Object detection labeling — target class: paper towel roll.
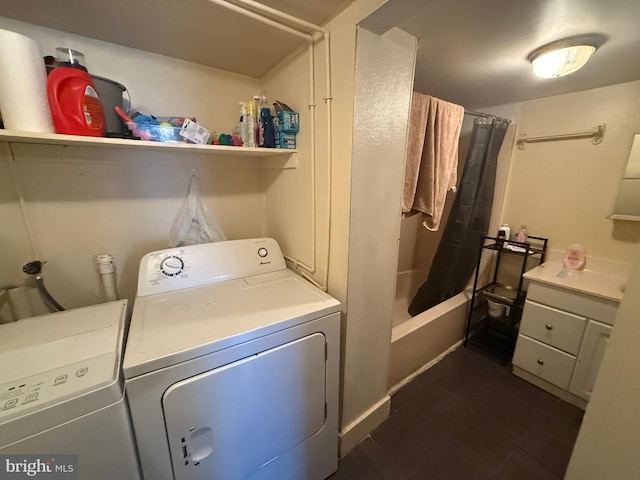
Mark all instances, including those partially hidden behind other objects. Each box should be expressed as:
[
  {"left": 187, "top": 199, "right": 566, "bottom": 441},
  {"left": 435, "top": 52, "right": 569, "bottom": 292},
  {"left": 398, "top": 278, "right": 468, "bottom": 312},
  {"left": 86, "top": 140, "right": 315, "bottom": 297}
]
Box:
[{"left": 0, "top": 29, "right": 54, "bottom": 133}]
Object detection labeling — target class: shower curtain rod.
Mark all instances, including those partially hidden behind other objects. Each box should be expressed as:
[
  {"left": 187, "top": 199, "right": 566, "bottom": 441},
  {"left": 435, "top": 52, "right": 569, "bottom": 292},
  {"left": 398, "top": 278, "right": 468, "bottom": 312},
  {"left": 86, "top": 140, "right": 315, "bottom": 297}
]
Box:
[{"left": 464, "top": 109, "right": 510, "bottom": 123}]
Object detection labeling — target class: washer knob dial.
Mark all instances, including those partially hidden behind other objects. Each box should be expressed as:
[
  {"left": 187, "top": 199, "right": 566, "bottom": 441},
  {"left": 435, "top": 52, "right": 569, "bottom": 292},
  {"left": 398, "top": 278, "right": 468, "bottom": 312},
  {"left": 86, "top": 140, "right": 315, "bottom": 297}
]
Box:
[
  {"left": 160, "top": 256, "right": 184, "bottom": 276},
  {"left": 258, "top": 247, "right": 268, "bottom": 258}
]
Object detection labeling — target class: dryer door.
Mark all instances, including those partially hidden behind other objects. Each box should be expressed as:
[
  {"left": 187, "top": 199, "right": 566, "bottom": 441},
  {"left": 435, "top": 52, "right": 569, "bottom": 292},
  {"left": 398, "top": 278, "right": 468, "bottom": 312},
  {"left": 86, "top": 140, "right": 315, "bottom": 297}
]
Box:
[{"left": 162, "top": 333, "right": 327, "bottom": 480}]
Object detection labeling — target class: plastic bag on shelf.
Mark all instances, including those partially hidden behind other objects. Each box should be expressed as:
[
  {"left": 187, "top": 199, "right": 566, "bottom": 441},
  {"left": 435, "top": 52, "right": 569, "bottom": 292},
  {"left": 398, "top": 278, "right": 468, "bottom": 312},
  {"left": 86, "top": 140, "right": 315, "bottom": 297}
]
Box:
[{"left": 168, "top": 170, "right": 226, "bottom": 247}]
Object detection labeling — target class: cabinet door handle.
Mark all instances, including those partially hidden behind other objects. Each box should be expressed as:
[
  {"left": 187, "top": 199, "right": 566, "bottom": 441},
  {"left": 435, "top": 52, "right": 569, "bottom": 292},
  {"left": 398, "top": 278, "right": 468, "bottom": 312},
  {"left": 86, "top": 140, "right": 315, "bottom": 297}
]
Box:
[
  {"left": 545, "top": 324, "right": 553, "bottom": 331},
  {"left": 537, "top": 359, "right": 544, "bottom": 366}
]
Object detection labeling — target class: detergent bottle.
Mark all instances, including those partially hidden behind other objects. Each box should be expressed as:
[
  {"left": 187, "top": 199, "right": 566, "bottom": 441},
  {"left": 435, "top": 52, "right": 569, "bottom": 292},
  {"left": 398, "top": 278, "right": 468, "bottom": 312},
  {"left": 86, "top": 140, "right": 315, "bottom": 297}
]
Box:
[{"left": 47, "top": 48, "right": 105, "bottom": 136}]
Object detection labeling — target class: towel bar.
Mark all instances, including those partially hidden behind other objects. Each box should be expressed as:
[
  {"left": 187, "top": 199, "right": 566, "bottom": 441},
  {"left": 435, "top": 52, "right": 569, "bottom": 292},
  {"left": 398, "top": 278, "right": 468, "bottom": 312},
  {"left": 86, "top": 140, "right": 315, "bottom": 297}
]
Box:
[{"left": 516, "top": 124, "right": 605, "bottom": 150}]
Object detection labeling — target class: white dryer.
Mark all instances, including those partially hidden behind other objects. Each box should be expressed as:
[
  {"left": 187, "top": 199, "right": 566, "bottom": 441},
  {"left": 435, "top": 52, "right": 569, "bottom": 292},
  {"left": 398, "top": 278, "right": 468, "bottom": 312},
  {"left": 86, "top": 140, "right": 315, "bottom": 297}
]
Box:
[
  {"left": 0, "top": 300, "right": 141, "bottom": 480},
  {"left": 123, "top": 238, "right": 341, "bottom": 480}
]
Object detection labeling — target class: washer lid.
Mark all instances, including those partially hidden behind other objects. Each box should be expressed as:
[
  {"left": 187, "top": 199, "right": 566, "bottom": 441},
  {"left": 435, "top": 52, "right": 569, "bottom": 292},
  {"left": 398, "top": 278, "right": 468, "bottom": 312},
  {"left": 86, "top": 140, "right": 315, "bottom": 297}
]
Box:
[
  {"left": 123, "top": 269, "right": 340, "bottom": 379},
  {"left": 0, "top": 300, "right": 128, "bottom": 433}
]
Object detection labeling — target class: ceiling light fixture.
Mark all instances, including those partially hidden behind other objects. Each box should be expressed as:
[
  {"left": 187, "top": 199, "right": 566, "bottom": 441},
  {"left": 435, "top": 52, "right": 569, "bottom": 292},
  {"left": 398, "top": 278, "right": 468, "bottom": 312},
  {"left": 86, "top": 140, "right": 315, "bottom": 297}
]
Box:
[{"left": 528, "top": 35, "right": 604, "bottom": 79}]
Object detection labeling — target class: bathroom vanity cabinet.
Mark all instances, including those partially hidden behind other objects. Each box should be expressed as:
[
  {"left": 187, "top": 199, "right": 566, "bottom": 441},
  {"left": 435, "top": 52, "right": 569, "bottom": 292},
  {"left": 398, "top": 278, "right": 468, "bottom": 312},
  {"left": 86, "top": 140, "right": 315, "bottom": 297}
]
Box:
[
  {"left": 464, "top": 235, "right": 548, "bottom": 363},
  {"left": 512, "top": 273, "right": 621, "bottom": 410}
]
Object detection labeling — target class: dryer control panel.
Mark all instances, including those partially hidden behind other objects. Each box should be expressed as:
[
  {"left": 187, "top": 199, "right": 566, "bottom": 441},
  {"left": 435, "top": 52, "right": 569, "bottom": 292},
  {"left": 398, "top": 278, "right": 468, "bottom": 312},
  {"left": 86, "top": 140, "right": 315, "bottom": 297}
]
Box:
[{"left": 137, "top": 238, "right": 287, "bottom": 297}]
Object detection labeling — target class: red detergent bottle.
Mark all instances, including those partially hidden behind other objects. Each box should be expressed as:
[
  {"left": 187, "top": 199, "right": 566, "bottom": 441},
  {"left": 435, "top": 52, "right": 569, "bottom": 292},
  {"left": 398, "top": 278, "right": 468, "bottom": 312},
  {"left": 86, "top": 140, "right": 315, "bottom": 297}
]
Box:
[{"left": 47, "top": 48, "right": 105, "bottom": 136}]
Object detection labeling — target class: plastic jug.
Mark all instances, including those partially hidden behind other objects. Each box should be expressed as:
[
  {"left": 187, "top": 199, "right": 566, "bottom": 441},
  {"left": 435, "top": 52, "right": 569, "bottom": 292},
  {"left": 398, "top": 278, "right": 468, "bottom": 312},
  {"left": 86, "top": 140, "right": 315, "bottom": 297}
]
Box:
[{"left": 47, "top": 48, "right": 105, "bottom": 136}]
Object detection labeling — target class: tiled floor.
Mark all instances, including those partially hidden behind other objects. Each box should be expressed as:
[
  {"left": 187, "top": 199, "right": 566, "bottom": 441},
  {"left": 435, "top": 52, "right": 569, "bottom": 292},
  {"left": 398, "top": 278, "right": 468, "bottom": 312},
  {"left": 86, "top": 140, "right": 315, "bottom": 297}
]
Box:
[{"left": 329, "top": 346, "right": 584, "bottom": 480}]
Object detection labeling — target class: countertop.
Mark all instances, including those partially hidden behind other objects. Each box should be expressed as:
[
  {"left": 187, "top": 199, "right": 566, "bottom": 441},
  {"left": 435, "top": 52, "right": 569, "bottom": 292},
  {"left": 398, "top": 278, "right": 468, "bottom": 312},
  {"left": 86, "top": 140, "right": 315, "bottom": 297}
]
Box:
[{"left": 523, "top": 262, "right": 627, "bottom": 303}]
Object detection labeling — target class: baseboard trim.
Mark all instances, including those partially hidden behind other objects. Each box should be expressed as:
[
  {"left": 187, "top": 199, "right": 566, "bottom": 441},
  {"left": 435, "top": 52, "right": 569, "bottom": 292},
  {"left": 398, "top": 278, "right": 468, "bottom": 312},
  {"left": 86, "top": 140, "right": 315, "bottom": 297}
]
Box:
[
  {"left": 389, "top": 340, "right": 463, "bottom": 395},
  {"left": 338, "top": 395, "right": 391, "bottom": 456}
]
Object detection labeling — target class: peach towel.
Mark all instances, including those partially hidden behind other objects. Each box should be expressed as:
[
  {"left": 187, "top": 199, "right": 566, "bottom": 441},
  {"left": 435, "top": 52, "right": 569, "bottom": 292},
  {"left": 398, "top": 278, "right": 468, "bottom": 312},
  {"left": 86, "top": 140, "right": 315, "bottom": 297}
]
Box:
[{"left": 402, "top": 93, "right": 464, "bottom": 231}]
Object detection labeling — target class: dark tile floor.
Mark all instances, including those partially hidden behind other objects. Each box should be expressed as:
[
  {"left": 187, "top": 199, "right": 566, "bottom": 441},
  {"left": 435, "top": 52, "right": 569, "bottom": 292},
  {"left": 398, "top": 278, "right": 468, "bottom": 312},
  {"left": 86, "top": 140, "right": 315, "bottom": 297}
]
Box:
[{"left": 329, "top": 346, "right": 584, "bottom": 480}]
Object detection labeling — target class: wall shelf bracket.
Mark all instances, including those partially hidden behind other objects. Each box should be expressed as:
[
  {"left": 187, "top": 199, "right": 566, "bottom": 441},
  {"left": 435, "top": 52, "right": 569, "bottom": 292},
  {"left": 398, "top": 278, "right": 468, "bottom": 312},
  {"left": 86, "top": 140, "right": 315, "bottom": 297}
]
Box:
[{"left": 516, "top": 124, "right": 605, "bottom": 150}]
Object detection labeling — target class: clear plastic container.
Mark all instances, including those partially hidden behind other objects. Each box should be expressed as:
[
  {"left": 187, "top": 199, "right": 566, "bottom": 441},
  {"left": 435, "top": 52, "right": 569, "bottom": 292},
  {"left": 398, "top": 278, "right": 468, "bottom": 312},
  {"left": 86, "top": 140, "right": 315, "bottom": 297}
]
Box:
[{"left": 126, "top": 122, "right": 185, "bottom": 143}]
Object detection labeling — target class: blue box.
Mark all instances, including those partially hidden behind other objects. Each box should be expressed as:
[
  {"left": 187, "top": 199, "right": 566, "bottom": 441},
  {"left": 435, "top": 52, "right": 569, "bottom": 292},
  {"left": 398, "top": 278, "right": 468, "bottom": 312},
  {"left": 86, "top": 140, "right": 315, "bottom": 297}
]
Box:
[
  {"left": 276, "top": 131, "right": 297, "bottom": 149},
  {"left": 276, "top": 111, "right": 299, "bottom": 133}
]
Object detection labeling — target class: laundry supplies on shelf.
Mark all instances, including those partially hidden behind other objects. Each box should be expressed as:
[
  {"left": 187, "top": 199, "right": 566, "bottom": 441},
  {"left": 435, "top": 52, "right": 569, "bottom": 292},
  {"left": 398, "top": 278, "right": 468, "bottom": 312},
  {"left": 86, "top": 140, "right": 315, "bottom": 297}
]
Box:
[
  {"left": 238, "top": 94, "right": 277, "bottom": 148},
  {"left": 47, "top": 48, "right": 106, "bottom": 137},
  {"left": 274, "top": 100, "right": 299, "bottom": 149}
]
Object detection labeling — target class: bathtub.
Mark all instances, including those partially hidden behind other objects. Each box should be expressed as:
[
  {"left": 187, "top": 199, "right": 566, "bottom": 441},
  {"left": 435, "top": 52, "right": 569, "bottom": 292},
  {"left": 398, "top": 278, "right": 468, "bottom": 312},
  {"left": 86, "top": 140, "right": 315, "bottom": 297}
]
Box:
[{"left": 389, "top": 270, "right": 470, "bottom": 390}]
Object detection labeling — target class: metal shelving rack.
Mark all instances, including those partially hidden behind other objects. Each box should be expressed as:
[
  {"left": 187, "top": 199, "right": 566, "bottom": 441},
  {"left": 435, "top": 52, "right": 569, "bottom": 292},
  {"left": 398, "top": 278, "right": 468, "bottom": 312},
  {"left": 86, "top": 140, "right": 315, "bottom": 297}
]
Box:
[{"left": 464, "top": 234, "right": 548, "bottom": 363}]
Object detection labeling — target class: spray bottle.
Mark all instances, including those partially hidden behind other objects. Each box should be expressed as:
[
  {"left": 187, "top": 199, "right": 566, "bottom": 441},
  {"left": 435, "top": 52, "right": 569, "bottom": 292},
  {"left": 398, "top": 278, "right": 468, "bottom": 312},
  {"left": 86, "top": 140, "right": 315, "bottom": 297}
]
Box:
[
  {"left": 245, "top": 100, "right": 256, "bottom": 147},
  {"left": 252, "top": 95, "right": 261, "bottom": 146},
  {"left": 238, "top": 101, "right": 247, "bottom": 146}
]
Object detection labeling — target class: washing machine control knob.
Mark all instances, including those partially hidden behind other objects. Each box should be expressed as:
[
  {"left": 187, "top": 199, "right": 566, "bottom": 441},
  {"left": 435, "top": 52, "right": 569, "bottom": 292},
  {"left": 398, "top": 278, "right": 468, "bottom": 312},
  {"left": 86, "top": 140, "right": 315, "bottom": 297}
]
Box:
[
  {"left": 160, "top": 255, "right": 184, "bottom": 276},
  {"left": 258, "top": 247, "right": 268, "bottom": 258}
]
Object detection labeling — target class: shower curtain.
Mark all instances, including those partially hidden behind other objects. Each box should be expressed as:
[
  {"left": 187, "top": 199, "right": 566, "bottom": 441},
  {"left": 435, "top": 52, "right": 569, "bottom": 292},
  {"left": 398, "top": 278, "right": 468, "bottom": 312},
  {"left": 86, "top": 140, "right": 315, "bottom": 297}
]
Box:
[{"left": 408, "top": 116, "right": 510, "bottom": 317}]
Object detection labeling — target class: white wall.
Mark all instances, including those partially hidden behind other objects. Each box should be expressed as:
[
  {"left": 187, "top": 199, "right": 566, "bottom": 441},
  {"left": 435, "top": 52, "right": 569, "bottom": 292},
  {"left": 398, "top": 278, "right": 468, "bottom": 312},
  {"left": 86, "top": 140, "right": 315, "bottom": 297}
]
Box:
[
  {"left": 397, "top": 214, "right": 420, "bottom": 273},
  {"left": 3, "top": 146, "right": 267, "bottom": 308},
  {"left": 0, "top": 146, "right": 31, "bottom": 287},
  {"left": 501, "top": 81, "right": 640, "bottom": 261},
  {"left": 261, "top": 38, "right": 329, "bottom": 285},
  {"left": 342, "top": 25, "right": 417, "bottom": 451}
]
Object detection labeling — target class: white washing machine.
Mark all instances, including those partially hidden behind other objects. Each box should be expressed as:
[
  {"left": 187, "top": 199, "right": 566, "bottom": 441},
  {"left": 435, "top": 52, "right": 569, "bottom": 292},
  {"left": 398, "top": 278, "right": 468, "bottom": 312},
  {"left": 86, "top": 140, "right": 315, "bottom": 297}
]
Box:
[
  {"left": 123, "top": 238, "right": 341, "bottom": 480},
  {"left": 0, "top": 300, "right": 141, "bottom": 479}
]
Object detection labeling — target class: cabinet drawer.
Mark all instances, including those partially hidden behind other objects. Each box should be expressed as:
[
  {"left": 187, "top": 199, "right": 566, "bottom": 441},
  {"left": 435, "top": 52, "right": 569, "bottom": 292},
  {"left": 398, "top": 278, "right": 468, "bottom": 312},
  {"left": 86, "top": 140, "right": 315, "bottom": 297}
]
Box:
[
  {"left": 520, "top": 300, "right": 586, "bottom": 355},
  {"left": 512, "top": 335, "right": 576, "bottom": 390},
  {"left": 526, "top": 282, "right": 619, "bottom": 325}
]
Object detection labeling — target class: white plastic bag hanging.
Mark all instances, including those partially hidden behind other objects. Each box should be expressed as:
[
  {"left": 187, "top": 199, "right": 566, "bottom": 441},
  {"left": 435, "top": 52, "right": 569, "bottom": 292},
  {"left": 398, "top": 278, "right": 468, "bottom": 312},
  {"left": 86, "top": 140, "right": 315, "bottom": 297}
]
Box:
[{"left": 169, "top": 170, "right": 226, "bottom": 247}]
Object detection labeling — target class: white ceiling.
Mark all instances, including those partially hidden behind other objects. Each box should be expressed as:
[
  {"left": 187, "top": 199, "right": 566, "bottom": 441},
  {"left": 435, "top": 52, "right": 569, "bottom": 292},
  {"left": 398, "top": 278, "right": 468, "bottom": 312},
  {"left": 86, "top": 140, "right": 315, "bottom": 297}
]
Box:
[
  {"left": 0, "top": 0, "right": 353, "bottom": 78},
  {"left": 367, "top": 0, "right": 640, "bottom": 109},
  {"left": 1, "top": 0, "right": 639, "bottom": 109}
]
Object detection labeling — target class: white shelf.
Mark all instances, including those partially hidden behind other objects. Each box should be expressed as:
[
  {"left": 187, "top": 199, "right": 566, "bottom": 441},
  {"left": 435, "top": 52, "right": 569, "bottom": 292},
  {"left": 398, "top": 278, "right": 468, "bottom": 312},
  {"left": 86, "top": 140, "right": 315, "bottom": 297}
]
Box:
[
  {"left": 0, "top": 129, "right": 298, "bottom": 169},
  {"left": 0, "top": 129, "right": 295, "bottom": 156}
]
